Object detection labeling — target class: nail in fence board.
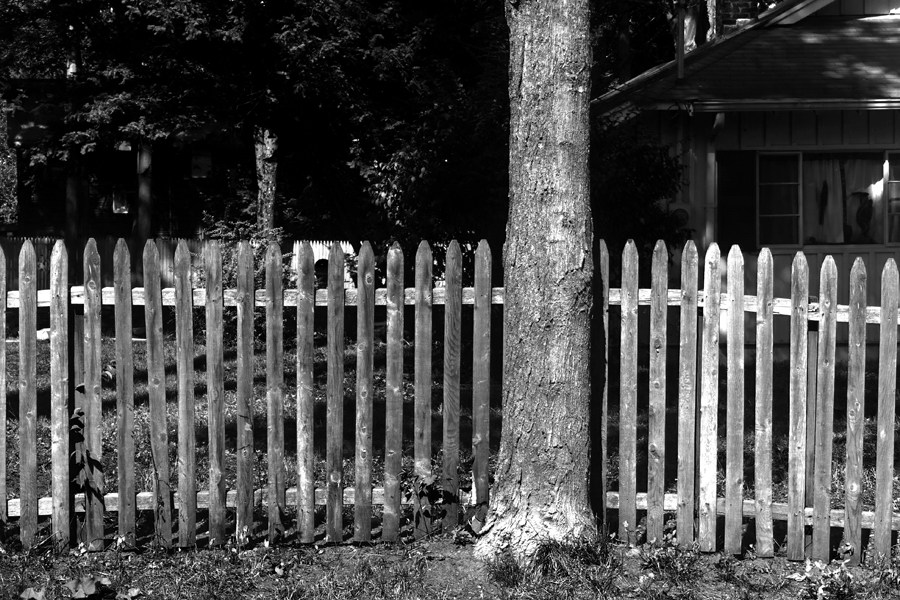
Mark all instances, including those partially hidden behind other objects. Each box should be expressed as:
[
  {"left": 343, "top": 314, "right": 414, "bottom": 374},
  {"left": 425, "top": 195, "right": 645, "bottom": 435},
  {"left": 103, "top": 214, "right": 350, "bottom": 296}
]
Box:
[
  {"left": 473, "top": 241, "right": 492, "bottom": 509},
  {"left": 326, "top": 242, "right": 345, "bottom": 542},
  {"left": 50, "top": 241, "right": 70, "bottom": 548},
  {"left": 725, "top": 246, "right": 744, "bottom": 556},
  {"left": 647, "top": 241, "right": 667, "bottom": 545},
  {"left": 113, "top": 240, "right": 135, "bottom": 546},
  {"left": 266, "top": 243, "right": 285, "bottom": 542},
  {"left": 442, "top": 241, "right": 462, "bottom": 531},
  {"left": 619, "top": 240, "right": 638, "bottom": 545},
  {"left": 676, "top": 241, "right": 698, "bottom": 548},
  {"left": 844, "top": 258, "right": 866, "bottom": 566},
  {"left": 787, "top": 252, "right": 809, "bottom": 561},
  {"left": 206, "top": 241, "right": 226, "bottom": 545},
  {"left": 174, "top": 241, "right": 197, "bottom": 547},
  {"left": 235, "top": 242, "right": 254, "bottom": 545},
  {"left": 382, "top": 243, "right": 404, "bottom": 541},
  {"left": 414, "top": 241, "right": 433, "bottom": 538},
  {"left": 144, "top": 241, "right": 172, "bottom": 548},
  {"left": 874, "top": 260, "right": 898, "bottom": 558},
  {"left": 84, "top": 239, "right": 104, "bottom": 550},
  {"left": 296, "top": 242, "right": 316, "bottom": 543},
  {"left": 354, "top": 242, "right": 375, "bottom": 541},
  {"left": 18, "top": 242, "right": 37, "bottom": 548},
  {"left": 754, "top": 249, "right": 774, "bottom": 558}
]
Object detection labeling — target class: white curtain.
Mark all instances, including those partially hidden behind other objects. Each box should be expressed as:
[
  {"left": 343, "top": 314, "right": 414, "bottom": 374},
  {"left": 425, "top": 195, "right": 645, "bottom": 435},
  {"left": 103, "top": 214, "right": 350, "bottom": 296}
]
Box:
[{"left": 802, "top": 156, "right": 883, "bottom": 244}]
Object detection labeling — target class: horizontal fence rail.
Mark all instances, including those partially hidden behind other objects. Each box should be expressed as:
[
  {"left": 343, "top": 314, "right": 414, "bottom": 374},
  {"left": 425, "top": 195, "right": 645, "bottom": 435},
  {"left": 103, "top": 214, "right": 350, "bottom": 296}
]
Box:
[
  {"left": 2, "top": 238, "right": 497, "bottom": 550},
  {"left": 601, "top": 239, "right": 900, "bottom": 564}
]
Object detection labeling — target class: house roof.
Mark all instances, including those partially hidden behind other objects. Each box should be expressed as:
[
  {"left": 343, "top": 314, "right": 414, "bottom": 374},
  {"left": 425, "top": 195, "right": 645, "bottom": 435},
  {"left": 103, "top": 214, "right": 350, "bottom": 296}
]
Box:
[{"left": 596, "top": 0, "right": 900, "bottom": 116}]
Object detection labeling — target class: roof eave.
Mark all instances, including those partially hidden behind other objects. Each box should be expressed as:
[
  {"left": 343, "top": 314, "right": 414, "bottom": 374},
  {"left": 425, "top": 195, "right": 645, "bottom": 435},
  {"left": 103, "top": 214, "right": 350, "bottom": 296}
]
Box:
[{"left": 640, "top": 99, "right": 900, "bottom": 112}]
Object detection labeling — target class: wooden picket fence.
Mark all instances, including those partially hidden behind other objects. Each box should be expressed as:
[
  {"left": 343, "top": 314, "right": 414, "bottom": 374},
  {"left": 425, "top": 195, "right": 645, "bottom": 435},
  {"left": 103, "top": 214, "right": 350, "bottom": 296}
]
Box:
[
  {"left": 600, "top": 239, "right": 900, "bottom": 563},
  {"left": 3, "top": 237, "right": 498, "bottom": 550}
]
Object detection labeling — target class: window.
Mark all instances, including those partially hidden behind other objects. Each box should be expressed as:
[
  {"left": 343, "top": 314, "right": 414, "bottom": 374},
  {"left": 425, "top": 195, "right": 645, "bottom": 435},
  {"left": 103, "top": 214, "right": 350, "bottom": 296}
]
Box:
[
  {"left": 758, "top": 154, "right": 800, "bottom": 245},
  {"left": 887, "top": 154, "right": 900, "bottom": 243},
  {"left": 748, "top": 152, "right": 886, "bottom": 247}
]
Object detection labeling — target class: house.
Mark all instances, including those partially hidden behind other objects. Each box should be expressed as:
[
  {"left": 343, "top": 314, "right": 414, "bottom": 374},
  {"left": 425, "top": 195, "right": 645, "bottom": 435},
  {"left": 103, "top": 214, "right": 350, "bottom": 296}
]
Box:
[{"left": 598, "top": 0, "right": 900, "bottom": 344}]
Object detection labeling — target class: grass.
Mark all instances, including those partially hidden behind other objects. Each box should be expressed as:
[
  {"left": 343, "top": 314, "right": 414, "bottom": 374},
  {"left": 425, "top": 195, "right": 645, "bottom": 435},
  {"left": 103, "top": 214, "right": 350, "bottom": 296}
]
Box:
[{"left": 7, "top": 530, "right": 900, "bottom": 600}]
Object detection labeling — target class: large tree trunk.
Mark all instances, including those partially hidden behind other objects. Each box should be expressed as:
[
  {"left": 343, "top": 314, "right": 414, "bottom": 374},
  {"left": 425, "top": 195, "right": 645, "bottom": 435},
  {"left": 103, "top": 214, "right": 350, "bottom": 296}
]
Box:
[
  {"left": 475, "top": 0, "right": 595, "bottom": 564},
  {"left": 254, "top": 125, "right": 278, "bottom": 232}
]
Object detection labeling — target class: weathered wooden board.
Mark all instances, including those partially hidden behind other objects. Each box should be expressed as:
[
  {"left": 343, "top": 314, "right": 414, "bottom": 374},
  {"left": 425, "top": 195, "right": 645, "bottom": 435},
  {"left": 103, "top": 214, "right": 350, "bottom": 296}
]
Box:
[
  {"left": 788, "top": 253, "right": 809, "bottom": 562},
  {"left": 699, "top": 244, "right": 721, "bottom": 553},
  {"left": 844, "top": 258, "right": 867, "bottom": 565},
  {"left": 619, "top": 241, "right": 639, "bottom": 546},
  {"left": 354, "top": 242, "right": 375, "bottom": 542},
  {"left": 754, "top": 249, "right": 774, "bottom": 558},
  {"left": 382, "top": 243, "right": 404, "bottom": 542},
  {"left": 647, "top": 241, "right": 667, "bottom": 545},
  {"left": 174, "top": 241, "right": 197, "bottom": 547}
]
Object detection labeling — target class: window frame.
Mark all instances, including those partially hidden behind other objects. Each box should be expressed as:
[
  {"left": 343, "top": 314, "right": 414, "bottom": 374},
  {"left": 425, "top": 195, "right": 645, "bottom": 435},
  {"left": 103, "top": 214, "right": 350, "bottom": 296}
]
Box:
[{"left": 756, "top": 152, "right": 802, "bottom": 248}]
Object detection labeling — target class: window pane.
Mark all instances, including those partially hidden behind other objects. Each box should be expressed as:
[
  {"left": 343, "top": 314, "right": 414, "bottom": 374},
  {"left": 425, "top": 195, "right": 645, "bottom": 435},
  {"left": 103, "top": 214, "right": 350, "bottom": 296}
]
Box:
[
  {"left": 890, "top": 154, "right": 900, "bottom": 181},
  {"left": 759, "top": 216, "right": 799, "bottom": 245},
  {"left": 759, "top": 155, "right": 799, "bottom": 183},
  {"left": 759, "top": 184, "right": 799, "bottom": 215}
]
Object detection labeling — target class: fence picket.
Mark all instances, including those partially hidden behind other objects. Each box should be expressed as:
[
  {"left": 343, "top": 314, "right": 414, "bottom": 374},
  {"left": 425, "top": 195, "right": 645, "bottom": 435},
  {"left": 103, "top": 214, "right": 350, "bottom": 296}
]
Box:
[
  {"left": 235, "top": 242, "right": 254, "bottom": 545},
  {"left": 442, "top": 241, "right": 462, "bottom": 531},
  {"left": 18, "top": 242, "right": 37, "bottom": 549},
  {"left": 174, "top": 241, "right": 197, "bottom": 547},
  {"left": 0, "top": 244, "right": 5, "bottom": 535},
  {"left": 812, "top": 257, "right": 838, "bottom": 562},
  {"left": 144, "top": 241, "right": 172, "bottom": 548},
  {"left": 326, "top": 242, "right": 346, "bottom": 543},
  {"left": 296, "top": 242, "right": 316, "bottom": 543},
  {"left": 874, "top": 259, "right": 898, "bottom": 558},
  {"left": 473, "top": 241, "right": 492, "bottom": 510},
  {"left": 699, "top": 244, "right": 721, "bottom": 553},
  {"left": 844, "top": 258, "right": 866, "bottom": 565},
  {"left": 620, "top": 240, "right": 639, "bottom": 545},
  {"left": 354, "top": 242, "right": 375, "bottom": 541},
  {"left": 787, "top": 252, "right": 809, "bottom": 561},
  {"left": 676, "top": 241, "right": 698, "bottom": 547},
  {"left": 647, "top": 241, "right": 667, "bottom": 544},
  {"left": 414, "top": 241, "right": 433, "bottom": 538},
  {"left": 206, "top": 241, "right": 226, "bottom": 545},
  {"left": 266, "top": 243, "right": 285, "bottom": 542},
  {"left": 726, "top": 245, "right": 745, "bottom": 555},
  {"left": 754, "top": 249, "right": 774, "bottom": 558},
  {"left": 113, "top": 240, "right": 135, "bottom": 545},
  {"left": 83, "top": 239, "right": 104, "bottom": 550},
  {"left": 50, "top": 241, "right": 69, "bottom": 549},
  {"left": 383, "top": 243, "right": 404, "bottom": 541},
  {"left": 599, "top": 240, "right": 610, "bottom": 528}
]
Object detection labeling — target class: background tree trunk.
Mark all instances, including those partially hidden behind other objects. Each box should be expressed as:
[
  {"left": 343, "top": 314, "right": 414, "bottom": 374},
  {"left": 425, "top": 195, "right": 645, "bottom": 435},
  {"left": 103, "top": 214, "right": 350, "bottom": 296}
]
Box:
[
  {"left": 254, "top": 125, "right": 278, "bottom": 232},
  {"left": 475, "top": 0, "right": 595, "bottom": 563}
]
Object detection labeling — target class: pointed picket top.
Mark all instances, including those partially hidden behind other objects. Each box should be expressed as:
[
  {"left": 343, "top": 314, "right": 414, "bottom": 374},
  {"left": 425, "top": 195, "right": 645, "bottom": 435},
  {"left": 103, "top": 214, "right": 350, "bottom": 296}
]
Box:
[{"left": 143, "top": 238, "right": 160, "bottom": 271}]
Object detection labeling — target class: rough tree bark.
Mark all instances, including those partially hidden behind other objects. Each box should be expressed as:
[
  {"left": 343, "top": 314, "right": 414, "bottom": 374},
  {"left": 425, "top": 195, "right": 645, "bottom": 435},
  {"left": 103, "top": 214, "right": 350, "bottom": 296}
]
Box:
[
  {"left": 254, "top": 125, "right": 278, "bottom": 231},
  {"left": 475, "top": 0, "right": 595, "bottom": 563}
]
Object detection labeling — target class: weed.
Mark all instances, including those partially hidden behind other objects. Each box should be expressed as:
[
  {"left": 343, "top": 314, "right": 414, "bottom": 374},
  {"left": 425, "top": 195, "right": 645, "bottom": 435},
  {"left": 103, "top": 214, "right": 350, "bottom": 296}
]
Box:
[
  {"left": 786, "top": 559, "right": 855, "bottom": 600},
  {"left": 639, "top": 532, "right": 701, "bottom": 586},
  {"left": 486, "top": 550, "right": 524, "bottom": 588}
]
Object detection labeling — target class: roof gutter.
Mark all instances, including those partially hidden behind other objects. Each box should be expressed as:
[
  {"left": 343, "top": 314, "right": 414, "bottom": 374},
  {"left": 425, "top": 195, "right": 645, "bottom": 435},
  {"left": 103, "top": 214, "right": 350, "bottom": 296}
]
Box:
[{"left": 644, "top": 99, "right": 900, "bottom": 112}]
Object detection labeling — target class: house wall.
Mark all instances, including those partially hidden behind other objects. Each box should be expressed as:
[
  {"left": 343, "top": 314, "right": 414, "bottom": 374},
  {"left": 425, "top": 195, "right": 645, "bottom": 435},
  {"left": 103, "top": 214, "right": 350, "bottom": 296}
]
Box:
[{"left": 638, "top": 109, "right": 900, "bottom": 345}]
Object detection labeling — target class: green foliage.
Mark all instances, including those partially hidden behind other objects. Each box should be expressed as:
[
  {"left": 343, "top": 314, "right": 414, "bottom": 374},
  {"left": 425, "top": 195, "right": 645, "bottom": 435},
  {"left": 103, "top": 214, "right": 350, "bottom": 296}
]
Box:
[
  {"left": 0, "top": 106, "right": 16, "bottom": 223},
  {"left": 638, "top": 533, "right": 702, "bottom": 586},
  {"left": 786, "top": 559, "right": 856, "bottom": 600},
  {"left": 592, "top": 114, "right": 690, "bottom": 285}
]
